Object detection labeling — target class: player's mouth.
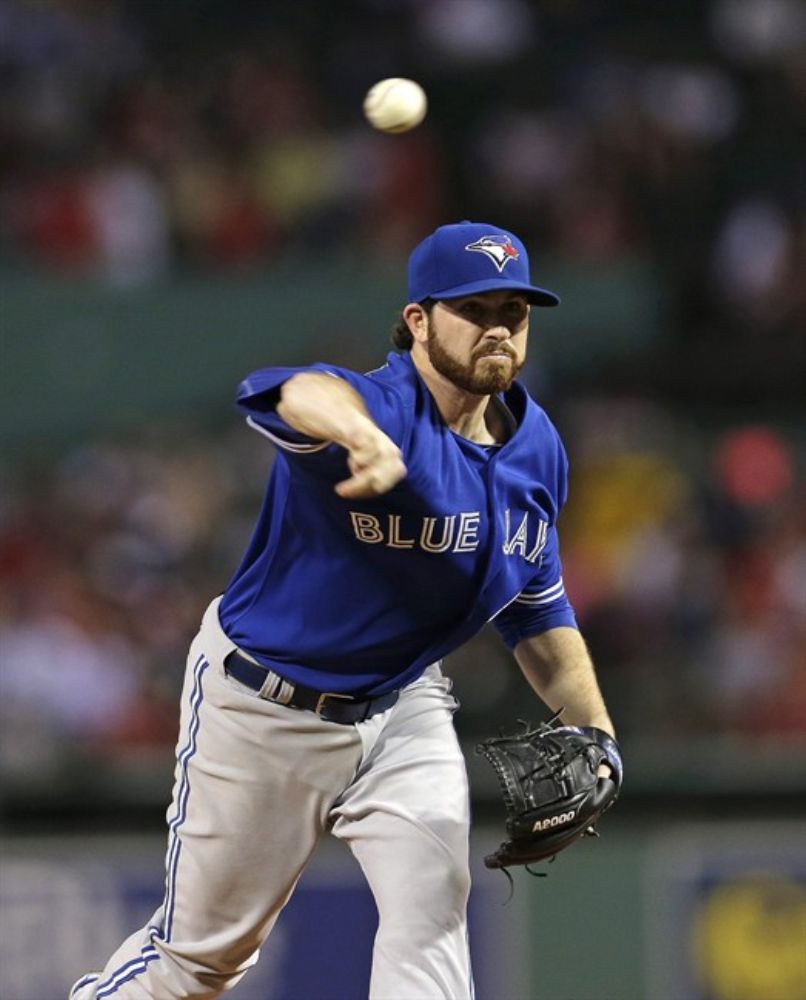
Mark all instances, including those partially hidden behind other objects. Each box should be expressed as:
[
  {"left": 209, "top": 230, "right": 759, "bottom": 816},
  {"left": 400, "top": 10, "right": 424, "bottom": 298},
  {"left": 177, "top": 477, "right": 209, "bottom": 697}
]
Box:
[{"left": 475, "top": 348, "right": 514, "bottom": 362}]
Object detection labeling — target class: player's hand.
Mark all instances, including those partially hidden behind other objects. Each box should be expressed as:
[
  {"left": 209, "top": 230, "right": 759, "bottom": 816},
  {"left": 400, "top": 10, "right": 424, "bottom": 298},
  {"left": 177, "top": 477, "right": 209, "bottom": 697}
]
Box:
[{"left": 335, "top": 426, "right": 407, "bottom": 498}]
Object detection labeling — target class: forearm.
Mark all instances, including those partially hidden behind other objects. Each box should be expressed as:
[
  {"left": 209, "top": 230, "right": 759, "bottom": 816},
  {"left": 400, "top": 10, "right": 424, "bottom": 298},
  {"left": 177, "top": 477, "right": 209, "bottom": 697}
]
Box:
[
  {"left": 277, "top": 372, "right": 377, "bottom": 448},
  {"left": 276, "top": 372, "right": 406, "bottom": 498},
  {"left": 514, "top": 627, "right": 615, "bottom": 738}
]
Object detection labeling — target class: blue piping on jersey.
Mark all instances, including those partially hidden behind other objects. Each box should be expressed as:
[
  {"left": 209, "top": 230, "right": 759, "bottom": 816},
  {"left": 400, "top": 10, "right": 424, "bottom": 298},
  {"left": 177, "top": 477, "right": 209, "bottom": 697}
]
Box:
[{"left": 487, "top": 588, "right": 521, "bottom": 623}]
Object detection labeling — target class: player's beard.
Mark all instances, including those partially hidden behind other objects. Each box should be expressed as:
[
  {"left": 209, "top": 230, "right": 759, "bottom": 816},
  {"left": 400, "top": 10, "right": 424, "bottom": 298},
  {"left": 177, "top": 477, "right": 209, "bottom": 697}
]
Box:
[{"left": 427, "top": 319, "right": 524, "bottom": 395}]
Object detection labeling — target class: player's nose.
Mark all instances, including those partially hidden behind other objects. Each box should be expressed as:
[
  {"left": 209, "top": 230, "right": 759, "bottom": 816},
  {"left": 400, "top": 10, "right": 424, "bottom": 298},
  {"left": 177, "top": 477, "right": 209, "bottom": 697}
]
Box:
[{"left": 482, "top": 324, "right": 511, "bottom": 341}]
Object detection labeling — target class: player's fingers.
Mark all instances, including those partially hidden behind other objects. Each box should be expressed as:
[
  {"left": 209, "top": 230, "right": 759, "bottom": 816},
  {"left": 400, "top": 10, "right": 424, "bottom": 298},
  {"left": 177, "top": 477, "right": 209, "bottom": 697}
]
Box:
[
  {"left": 334, "top": 471, "right": 381, "bottom": 499},
  {"left": 334, "top": 472, "right": 397, "bottom": 499},
  {"left": 335, "top": 457, "right": 406, "bottom": 498}
]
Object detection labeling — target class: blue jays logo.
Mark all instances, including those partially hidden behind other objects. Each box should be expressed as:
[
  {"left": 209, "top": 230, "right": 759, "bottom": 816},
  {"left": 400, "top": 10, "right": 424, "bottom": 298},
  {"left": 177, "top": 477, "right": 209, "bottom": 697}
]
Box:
[{"left": 465, "top": 234, "right": 520, "bottom": 272}]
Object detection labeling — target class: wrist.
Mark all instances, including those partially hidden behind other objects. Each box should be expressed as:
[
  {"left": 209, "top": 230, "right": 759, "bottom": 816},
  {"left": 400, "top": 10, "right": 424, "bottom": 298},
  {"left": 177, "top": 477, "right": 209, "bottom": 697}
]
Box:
[
  {"left": 335, "top": 413, "right": 381, "bottom": 451},
  {"left": 558, "top": 710, "right": 615, "bottom": 741},
  {"left": 578, "top": 726, "right": 623, "bottom": 788}
]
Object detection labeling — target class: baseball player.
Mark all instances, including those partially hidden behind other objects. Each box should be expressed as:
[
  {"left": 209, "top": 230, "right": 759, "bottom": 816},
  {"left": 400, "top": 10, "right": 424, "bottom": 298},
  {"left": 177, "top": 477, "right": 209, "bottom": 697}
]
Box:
[{"left": 70, "top": 220, "right": 616, "bottom": 1000}]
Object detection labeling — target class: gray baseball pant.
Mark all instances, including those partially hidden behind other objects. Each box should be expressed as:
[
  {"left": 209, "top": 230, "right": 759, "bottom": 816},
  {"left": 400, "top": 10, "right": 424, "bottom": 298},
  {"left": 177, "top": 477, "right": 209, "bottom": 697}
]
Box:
[{"left": 69, "top": 597, "right": 473, "bottom": 999}]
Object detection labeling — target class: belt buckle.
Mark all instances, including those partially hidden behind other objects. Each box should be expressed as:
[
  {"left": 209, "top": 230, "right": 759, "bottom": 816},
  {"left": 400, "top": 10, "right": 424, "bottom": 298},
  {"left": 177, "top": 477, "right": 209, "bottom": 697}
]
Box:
[{"left": 315, "top": 691, "right": 354, "bottom": 716}]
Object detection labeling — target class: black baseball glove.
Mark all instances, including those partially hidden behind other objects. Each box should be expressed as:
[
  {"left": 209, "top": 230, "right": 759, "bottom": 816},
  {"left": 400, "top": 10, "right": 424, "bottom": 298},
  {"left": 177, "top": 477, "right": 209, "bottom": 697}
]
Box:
[{"left": 476, "top": 717, "right": 623, "bottom": 871}]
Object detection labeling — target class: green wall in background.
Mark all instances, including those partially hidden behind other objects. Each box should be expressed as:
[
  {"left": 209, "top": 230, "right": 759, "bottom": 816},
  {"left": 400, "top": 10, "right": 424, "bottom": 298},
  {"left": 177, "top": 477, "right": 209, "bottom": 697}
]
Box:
[
  {"left": 522, "top": 819, "right": 806, "bottom": 1000},
  {"left": 1, "top": 258, "right": 658, "bottom": 451},
  {"left": 525, "top": 828, "right": 647, "bottom": 1000}
]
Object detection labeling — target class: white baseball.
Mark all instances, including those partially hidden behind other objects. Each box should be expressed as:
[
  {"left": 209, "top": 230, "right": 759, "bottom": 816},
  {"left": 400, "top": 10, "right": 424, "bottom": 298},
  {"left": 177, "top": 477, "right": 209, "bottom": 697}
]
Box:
[{"left": 363, "top": 78, "right": 427, "bottom": 134}]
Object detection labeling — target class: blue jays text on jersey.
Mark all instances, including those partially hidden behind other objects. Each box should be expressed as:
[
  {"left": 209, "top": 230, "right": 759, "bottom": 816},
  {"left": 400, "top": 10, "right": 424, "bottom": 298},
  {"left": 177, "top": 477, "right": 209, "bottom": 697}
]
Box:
[{"left": 218, "top": 351, "right": 578, "bottom": 697}]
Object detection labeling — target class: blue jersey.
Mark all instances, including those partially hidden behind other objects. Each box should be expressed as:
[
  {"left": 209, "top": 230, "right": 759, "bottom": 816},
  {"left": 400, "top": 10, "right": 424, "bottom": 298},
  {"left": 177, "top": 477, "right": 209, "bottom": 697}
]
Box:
[{"left": 218, "top": 351, "right": 577, "bottom": 696}]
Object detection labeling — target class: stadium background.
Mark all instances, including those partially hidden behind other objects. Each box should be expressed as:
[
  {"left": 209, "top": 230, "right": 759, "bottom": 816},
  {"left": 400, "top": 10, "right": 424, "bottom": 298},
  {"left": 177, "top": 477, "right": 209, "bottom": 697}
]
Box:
[{"left": 1, "top": 1, "right": 804, "bottom": 997}]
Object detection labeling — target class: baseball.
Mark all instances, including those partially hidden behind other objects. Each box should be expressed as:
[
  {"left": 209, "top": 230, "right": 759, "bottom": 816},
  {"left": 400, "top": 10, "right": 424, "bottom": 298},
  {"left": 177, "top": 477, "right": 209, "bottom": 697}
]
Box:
[{"left": 363, "top": 78, "right": 427, "bottom": 133}]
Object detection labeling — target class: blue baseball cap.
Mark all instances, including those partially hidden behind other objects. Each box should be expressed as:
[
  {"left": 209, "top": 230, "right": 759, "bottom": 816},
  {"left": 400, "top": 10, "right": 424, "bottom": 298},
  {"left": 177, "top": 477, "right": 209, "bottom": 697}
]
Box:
[{"left": 407, "top": 221, "right": 560, "bottom": 307}]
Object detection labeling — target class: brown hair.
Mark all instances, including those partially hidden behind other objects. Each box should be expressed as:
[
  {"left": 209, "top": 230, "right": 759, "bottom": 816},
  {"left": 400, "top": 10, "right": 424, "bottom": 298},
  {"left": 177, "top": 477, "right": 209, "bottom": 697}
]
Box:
[{"left": 390, "top": 299, "right": 435, "bottom": 352}]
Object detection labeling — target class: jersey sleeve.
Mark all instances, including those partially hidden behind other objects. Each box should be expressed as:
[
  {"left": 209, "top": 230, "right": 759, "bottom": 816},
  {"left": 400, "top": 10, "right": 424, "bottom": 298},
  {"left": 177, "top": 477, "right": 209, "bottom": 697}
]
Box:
[
  {"left": 234, "top": 363, "right": 406, "bottom": 455},
  {"left": 491, "top": 528, "right": 577, "bottom": 647}
]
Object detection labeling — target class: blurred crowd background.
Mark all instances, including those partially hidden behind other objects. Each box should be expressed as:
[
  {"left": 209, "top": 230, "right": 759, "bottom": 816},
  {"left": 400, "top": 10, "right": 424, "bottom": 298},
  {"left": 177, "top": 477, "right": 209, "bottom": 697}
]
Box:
[{"left": 1, "top": 0, "right": 804, "bottom": 819}]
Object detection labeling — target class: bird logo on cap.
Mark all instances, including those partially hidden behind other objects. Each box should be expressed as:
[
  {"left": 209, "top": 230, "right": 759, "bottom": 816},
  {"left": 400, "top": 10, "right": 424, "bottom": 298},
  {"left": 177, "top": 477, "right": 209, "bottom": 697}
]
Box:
[{"left": 464, "top": 234, "right": 520, "bottom": 272}]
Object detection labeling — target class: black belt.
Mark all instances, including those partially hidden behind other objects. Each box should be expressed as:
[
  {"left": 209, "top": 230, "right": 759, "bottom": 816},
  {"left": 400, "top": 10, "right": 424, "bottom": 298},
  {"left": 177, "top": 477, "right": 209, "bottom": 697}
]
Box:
[{"left": 223, "top": 650, "right": 399, "bottom": 724}]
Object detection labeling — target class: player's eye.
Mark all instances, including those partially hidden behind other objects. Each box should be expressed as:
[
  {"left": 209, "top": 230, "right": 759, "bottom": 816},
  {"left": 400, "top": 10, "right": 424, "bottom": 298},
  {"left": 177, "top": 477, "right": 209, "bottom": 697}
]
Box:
[
  {"left": 502, "top": 301, "right": 528, "bottom": 323},
  {"left": 459, "top": 301, "right": 484, "bottom": 320}
]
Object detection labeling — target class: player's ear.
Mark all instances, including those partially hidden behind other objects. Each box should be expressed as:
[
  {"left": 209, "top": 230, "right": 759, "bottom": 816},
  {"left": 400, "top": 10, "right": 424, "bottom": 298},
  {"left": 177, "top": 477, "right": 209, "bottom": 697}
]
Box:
[{"left": 403, "top": 303, "right": 429, "bottom": 345}]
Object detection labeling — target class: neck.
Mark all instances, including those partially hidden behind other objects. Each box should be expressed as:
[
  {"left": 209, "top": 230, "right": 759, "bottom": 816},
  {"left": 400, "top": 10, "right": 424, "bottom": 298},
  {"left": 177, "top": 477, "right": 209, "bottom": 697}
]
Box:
[{"left": 411, "top": 349, "right": 505, "bottom": 445}]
